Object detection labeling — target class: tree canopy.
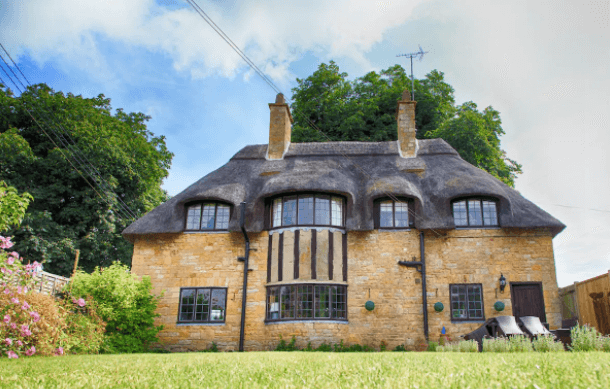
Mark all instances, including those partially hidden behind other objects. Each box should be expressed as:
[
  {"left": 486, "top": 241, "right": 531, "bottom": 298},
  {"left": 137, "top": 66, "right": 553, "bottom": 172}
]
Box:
[
  {"left": 0, "top": 83, "right": 173, "bottom": 276},
  {"left": 291, "top": 62, "right": 522, "bottom": 187}
]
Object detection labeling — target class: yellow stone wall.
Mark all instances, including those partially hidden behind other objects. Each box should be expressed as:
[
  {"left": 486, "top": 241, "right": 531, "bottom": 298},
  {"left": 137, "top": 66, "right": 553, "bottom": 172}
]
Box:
[{"left": 131, "top": 227, "right": 560, "bottom": 351}]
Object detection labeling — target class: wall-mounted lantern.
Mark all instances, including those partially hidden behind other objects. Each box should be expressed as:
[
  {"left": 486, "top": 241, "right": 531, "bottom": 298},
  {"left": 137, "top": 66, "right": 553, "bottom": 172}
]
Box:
[{"left": 499, "top": 274, "right": 507, "bottom": 293}]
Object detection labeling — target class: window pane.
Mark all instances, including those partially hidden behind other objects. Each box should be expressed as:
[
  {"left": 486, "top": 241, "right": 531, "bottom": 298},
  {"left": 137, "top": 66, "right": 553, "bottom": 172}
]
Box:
[
  {"left": 267, "top": 287, "right": 280, "bottom": 320},
  {"left": 380, "top": 201, "right": 393, "bottom": 227},
  {"left": 201, "top": 204, "right": 216, "bottom": 230},
  {"left": 280, "top": 286, "right": 295, "bottom": 319},
  {"left": 453, "top": 201, "right": 468, "bottom": 226},
  {"left": 468, "top": 200, "right": 483, "bottom": 226},
  {"left": 450, "top": 285, "right": 467, "bottom": 319},
  {"left": 186, "top": 205, "right": 201, "bottom": 230},
  {"left": 210, "top": 289, "right": 226, "bottom": 321},
  {"left": 395, "top": 202, "right": 409, "bottom": 228},
  {"left": 272, "top": 198, "right": 282, "bottom": 227},
  {"left": 296, "top": 285, "right": 313, "bottom": 319},
  {"left": 195, "top": 289, "right": 210, "bottom": 322},
  {"left": 331, "top": 285, "right": 347, "bottom": 319},
  {"left": 331, "top": 197, "right": 343, "bottom": 226},
  {"left": 467, "top": 285, "right": 483, "bottom": 319},
  {"left": 482, "top": 201, "right": 498, "bottom": 226},
  {"left": 179, "top": 289, "right": 195, "bottom": 321},
  {"left": 283, "top": 197, "right": 297, "bottom": 226},
  {"left": 298, "top": 196, "right": 314, "bottom": 225},
  {"left": 315, "top": 285, "right": 330, "bottom": 318},
  {"left": 215, "top": 205, "right": 230, "bottom": 230},
  {"left": 315, "top": 196, "right": 330, "bottom": 225}
]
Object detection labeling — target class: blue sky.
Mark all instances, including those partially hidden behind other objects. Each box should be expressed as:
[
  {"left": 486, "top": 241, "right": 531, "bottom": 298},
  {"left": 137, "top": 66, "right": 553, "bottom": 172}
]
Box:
[{"left": 1, "top": 0, "right": 609, "bottom": 287}]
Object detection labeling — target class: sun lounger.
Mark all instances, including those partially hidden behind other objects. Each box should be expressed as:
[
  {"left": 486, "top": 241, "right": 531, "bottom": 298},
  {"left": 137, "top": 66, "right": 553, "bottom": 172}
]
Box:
[
  {"left": 487, "top": 316, "right": 525, "bottom": 337},
  {"left": 463, "top": 324, "right": 491, "bottom": 351},
  {"left": 519, "top": 316, "right": 552, "bottom": 337}
]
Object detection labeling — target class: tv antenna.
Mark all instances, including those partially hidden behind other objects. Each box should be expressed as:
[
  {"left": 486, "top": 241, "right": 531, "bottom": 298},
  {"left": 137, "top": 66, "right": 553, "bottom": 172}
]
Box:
[{"left": 396, "top": 45, "right": 429, "bottom": 100}]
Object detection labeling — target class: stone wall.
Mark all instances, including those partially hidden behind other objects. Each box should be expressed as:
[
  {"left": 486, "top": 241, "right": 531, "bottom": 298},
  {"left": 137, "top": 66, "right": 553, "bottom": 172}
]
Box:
[{"left": 131, "top": 227, "right": 560, "bottom": 351}]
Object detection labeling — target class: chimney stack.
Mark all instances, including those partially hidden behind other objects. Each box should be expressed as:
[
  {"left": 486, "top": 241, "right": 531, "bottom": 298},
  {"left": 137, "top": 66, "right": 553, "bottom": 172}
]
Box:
[
  {"left": 267, "top": 93, "right": 293, "bottom": 160},
  {"left": 396, "top": 90, "right": 418, "bottom": 158}
]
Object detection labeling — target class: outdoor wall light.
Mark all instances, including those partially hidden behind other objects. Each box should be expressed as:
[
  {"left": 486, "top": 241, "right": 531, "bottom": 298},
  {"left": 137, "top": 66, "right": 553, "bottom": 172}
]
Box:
[{"left": 499, "top": 273, "right": 507, "bottom": 293}]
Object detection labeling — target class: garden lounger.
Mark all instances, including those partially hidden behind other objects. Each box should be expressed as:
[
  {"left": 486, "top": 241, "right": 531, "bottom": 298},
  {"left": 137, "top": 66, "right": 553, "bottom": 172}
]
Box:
[
  {"left": 487, "top": 316, "right": 525, "bottom": 337},
  {"left": 464, "top": 324, "right": 491, "bottom": 351},
  {"left": 519, "top": 316, "right": 552, "bottom": 337}
]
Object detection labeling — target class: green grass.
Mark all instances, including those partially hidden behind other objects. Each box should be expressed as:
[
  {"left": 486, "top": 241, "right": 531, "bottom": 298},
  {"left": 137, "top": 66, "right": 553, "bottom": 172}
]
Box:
[{"left": 1, "top": 352, "right": 609, "bottom": 388}]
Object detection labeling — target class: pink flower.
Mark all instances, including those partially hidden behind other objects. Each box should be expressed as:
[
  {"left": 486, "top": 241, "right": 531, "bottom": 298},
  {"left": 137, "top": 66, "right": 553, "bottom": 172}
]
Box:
[
  {"left": 0, "top": 268, "right": 11, "bottom": 275},
  {"left": 16, "top": 286, "right": 22, "bottom": 294},
  {"left": 24, "top": 346, "right": 35, "bottom": 356},
  {"left": 10, "top": 323, "right": 17, "bottom": 330},
  {"left": 4, "top": 338, "right": 12, "bottom": 346},
  {"left": 0, "top": 236, "right": 14, "bottom": 249},
  {"left": 77, "top": 298, "right": 86, "bottom": 307},
  {"left": 20, "top": 324, "right": 29, "bottom": 332},
  {"left": 16, "top": 340, "right": 22, "bottom": 346},
  {"left": 3, "top": 314, "right": 10, "bottom": 324},
  {"left": 22, "top": 301, "right": 30, "bottom": 310},
  {"left": 6, "top": 257, "right": 14, "bottom": 265},
  {"left": 21, "top": 329, "right": 31, "bottom": 337},
  {"left": 3, "top": 289, "right": 11, "bottom": 295},
  {"left": 54, "top": 347, "right": 64, "bottom": 356},
  {"left": 7, "top": 350, "right": 18, "bottom": 359},
  {"left": 29, "top": 311, "right": 40, "bottom": 322},
  {"left": 10, "top": 297, "right": 19, "bottom": 304}
]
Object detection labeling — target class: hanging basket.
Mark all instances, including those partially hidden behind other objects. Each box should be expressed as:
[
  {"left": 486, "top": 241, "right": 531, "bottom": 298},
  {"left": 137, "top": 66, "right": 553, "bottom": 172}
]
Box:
[
  {"left": 494, "top": 301, "right": 505, "bottom": 312},
  {"left": 434, "top": 302, "right": 444, "bottom": 312}
]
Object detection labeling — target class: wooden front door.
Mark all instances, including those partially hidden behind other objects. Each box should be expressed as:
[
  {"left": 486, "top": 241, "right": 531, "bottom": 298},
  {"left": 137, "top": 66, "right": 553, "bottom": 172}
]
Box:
[{"left": 511, "top": 282, "right": 546, "bottom": 322}]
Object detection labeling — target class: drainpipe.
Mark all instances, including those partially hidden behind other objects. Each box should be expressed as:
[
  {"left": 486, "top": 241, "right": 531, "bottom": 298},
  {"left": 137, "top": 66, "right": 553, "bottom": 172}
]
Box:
[
  {"left": 238, "top": 202, "right": 250, "bottom": 352},
  {"left": 397, "top": 231, "right": 429, "bottom": 340}
]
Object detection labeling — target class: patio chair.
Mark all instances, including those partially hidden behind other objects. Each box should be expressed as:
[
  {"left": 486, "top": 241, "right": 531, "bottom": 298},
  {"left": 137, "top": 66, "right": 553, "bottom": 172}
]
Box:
[
  {"left": 519, "top": 316, "right": 552, "bottom": 337},
  {"left": 487, "top": 316, "right": 525, "bottom": 337}
]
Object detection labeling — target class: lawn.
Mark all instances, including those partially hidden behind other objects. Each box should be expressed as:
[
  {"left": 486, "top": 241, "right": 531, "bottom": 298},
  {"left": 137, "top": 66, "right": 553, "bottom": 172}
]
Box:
[{"left": 1, "top": 352, "right": 609, "bottom": 388}]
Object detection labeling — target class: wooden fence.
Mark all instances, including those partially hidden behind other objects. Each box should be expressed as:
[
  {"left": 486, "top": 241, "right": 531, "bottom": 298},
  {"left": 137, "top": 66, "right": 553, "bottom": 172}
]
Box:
[
  {"left": 31, "top": 271, "right": 70, "bottom": 296},
  {"left": 559, "top": 271, "right": 610, "bottom": 334}
]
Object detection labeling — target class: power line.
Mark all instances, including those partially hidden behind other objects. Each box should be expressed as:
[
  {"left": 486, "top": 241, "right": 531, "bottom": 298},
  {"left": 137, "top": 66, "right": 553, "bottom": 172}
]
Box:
[{"left": 184, "top": 0, "right": 443, "bottom": 236}]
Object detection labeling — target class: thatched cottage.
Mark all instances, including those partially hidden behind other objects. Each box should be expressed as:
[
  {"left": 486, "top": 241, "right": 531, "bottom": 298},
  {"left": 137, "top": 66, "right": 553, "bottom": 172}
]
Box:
[{"left": 123, "top": 92, "right": 565, "bottom": 351}]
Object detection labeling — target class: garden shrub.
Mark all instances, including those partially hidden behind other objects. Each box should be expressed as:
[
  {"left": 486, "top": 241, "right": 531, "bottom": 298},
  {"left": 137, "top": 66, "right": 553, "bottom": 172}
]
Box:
[
  {"left": 275, "top": 335, "right": 298, "bottom": 351},
  {"left": 532, "top": 335, "right": 565, "bottom": 352},
  {"left": 507, "top": 335, "right": 534, "bottom": 352},
  {"left": 437, "top": 340, "right": 477, "bottom": 352},
  {"left": 570, "top": 324, "right": 600, "bottom": 351},
  {"left": 393, "top": 344, "right": 407, "bottom": 352},
  {"left": 482, "top": 337, "right": 509, "bottom": 353},
  {"left": 427, "top": 341, "right": 438, "bottom": 352},
  {"left": 69, "top": 262, "right": 163, "bottom": 353}
]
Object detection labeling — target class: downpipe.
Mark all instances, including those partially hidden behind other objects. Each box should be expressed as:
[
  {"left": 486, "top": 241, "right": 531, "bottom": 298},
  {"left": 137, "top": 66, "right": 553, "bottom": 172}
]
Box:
[{"left": 238, "top": 202, "right": 250, "bottom": 352}]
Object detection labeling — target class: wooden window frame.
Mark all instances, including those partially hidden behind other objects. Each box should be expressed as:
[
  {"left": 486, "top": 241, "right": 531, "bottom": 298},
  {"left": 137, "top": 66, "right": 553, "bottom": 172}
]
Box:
[
  {"left": 449, "top": 283, "right": 485, "bottom": 322},
  {"left": 185, "top": 202, "right": 232, "bottom": 231},
  {"left": 177, "top": 287, "right": 227, "bottom": 324},
  {"left": 373, "top": 198, "right": 414, "bottom": 229},
  {"left": 451, "top": 197, "right": 499, "bottom": 228},
  {"left": 268, "top": 193, "right": 345, "bottom": 230},
  {"left": 265, "top": 283, "right": 348, "bottom": 322}
]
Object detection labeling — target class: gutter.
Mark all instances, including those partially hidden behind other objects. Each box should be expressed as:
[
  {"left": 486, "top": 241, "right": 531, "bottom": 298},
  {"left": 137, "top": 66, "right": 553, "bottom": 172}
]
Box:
[
  {"left": 398, "top": 231, "right": 429, "bottom": 340},
  {"left": 237, "top": 202, "right": 251, "bottom": 352}
]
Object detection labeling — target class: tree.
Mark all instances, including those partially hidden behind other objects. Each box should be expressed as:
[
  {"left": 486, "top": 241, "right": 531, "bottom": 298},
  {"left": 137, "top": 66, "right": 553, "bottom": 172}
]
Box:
[
  {"left": 0, "top": 181, "right": 33, "bottom": 232},
  {"left": 0, "top": 83, "right": 173, "bottom": 276},
  {"left": 290, "top": 63, "right": 521, "bottom": 186}
]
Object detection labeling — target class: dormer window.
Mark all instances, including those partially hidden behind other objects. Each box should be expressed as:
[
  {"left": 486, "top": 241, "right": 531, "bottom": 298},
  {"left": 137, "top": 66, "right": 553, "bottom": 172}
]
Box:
[
  {"left": 374, "top": 198, "right": 414, "bottom": 229},
  {"left": 270, "top": 194, "right": 344, "bottom": 229},
  {"left": 452, "top": 199, "right": 498, "bottom": 227},
  {"left": 186, "top": 202, "right": 231, "bottom": 231}
]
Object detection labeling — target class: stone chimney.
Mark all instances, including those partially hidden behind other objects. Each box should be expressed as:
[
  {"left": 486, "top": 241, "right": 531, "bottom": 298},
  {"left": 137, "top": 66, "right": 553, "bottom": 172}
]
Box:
[
  {"left": 396, "top": 90, "right": 418, "bottom": 158},
  {"left": 267, "top": 93, "right": 293, "bottom": 160}
]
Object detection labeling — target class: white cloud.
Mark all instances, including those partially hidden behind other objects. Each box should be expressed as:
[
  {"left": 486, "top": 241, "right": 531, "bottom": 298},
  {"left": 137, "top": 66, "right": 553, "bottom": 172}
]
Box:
[{"left": 1, "top": 0, "right": 427, "bottom": 84}]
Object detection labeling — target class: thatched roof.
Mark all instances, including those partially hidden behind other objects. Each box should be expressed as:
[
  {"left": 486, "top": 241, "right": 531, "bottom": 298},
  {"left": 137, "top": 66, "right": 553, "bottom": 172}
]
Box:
[{"left": 123, "top": 139, "right": 565, "bottom": 240}]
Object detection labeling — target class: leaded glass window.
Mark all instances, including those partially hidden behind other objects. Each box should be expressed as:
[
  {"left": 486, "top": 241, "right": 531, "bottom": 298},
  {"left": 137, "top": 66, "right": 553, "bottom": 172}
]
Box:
[
  {"left": 450, "top": 284, "right": 484, "bottom": 321},
  {"left": 178, "top": 288, "right": 227, "bottom": 323},
  {"left": 377, "top": 199, "right": 412, "bottom": 228},
  {"left": 266, "top": 284, "right": 347, "bottom": 321},
  {"left": 452, "top": 199, "right": 498, "bottom": 227},
  {"left": 185, "top": 203, "right": 232, "bottom": 231},
  {"left": 270, "top": 194, "right": 345, "bottom": 228}
]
